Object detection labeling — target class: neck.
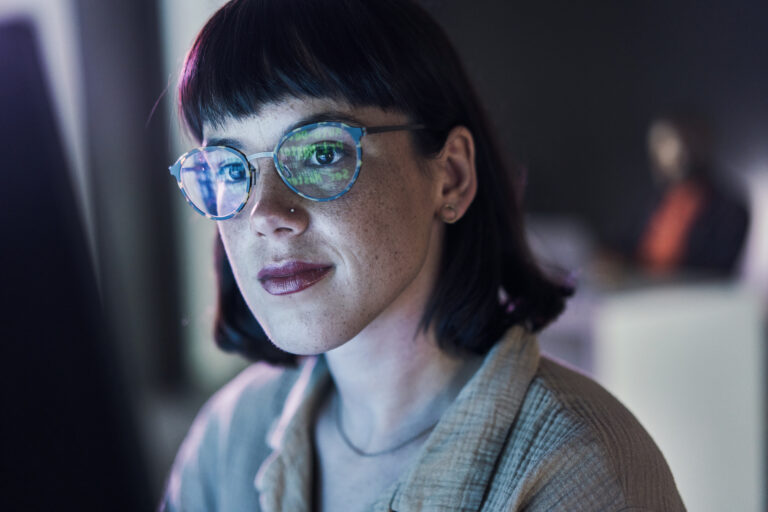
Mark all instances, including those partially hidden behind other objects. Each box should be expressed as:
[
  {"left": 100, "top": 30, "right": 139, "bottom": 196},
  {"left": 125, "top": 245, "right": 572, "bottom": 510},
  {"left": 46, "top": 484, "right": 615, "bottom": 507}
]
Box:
[
  {"left": 321, "top": 220, "right": 483, "bottom": 454},
  {"left": 324, "top": 296, "right": 482, "bottom": 454}
]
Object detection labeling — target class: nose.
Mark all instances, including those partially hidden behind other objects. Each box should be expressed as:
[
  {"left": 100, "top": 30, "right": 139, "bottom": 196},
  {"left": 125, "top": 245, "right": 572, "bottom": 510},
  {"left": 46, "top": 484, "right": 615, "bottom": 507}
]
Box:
[{"left": 246, "top": 158, "right": 308, "bottom": 238}]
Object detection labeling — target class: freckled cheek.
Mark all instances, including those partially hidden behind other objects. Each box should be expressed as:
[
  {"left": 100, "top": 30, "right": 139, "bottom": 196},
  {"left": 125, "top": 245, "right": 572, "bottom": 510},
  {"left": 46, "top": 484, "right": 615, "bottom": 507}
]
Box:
[
  {"left": 336, "top": 211, "right": 421, "bottom": 288},
  {"left": 319, "top": 157, "right": 430, "bottom": 276}
]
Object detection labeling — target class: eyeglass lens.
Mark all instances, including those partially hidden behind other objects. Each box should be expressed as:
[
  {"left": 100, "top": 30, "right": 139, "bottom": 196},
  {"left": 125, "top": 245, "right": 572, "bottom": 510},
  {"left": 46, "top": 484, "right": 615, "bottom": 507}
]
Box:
[
  {"left": 179, "top": 147, "right": 250, "bottom": 218},
  {"left": 277, "top": 124, "right": 357, "bottom": 200},
  {"left": 178, "top": 124, "right": 359, "bottom": 218}
]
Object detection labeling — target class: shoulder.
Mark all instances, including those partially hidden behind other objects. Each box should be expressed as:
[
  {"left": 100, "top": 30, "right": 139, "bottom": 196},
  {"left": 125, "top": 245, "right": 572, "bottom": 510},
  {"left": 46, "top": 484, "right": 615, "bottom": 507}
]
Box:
[
  {"left": 161, "top": 362, "right": 303, "bottom": 512},
  {"left": 491, "top": 356, "right": 686, "bottom": 511},
  {"left": 200, "top": 362, "right": 300, "bottom": 439}
]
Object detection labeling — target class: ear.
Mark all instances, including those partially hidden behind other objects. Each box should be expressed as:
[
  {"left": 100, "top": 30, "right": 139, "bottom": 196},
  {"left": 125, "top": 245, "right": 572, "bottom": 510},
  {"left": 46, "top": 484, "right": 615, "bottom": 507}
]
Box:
[{"left": 431, "top": 126, "right": 477, "bottom": 224}]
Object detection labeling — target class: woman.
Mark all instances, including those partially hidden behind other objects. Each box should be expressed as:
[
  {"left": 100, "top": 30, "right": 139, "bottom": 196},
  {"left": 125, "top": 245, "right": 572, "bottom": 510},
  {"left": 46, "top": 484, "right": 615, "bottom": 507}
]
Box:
[
  {"left": 162, "top": 0, "right": 685, "bottom": 510},
  {"left": 636, "top": 113, "right": 749, "bottom": 276}
]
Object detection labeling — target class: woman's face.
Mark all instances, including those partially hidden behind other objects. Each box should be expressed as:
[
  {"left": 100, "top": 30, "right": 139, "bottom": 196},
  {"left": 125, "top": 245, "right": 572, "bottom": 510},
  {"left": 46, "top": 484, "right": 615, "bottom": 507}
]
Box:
[
  {"left": 648, "top": 120, "right": 688, "bottom": 183},
  {"left": 206, "top": 98, "right": 445, "bottom": 355}
]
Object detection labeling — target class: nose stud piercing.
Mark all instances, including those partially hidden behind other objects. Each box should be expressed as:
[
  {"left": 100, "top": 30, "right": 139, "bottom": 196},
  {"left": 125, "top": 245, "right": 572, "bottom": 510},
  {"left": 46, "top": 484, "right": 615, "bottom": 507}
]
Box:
[
  {"left": 441, "top": 204, "right": 458, "bottom": 224},
  {"left": 289, "top": 208, "right": 295, "bottom": 214}
]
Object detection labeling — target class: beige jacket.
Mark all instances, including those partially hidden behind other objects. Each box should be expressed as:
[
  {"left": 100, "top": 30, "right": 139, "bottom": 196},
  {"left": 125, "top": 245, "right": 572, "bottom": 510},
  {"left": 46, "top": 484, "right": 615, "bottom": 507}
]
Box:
[{"left": 162, "top": 326, "right": 685, "bottom": 511}]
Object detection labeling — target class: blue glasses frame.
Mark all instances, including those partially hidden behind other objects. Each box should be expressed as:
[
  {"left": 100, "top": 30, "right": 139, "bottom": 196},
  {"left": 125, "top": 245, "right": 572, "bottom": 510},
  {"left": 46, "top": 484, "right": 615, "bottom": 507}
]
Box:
[{"left": 169, "top": 121, "right": 425, "bottom": 220}]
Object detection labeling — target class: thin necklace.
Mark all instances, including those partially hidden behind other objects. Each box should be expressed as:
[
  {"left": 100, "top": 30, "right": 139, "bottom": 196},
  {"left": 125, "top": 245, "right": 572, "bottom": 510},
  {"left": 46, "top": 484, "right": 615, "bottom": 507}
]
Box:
[{"left": 334, "top": 398, "right": 438, "bottom": 457}]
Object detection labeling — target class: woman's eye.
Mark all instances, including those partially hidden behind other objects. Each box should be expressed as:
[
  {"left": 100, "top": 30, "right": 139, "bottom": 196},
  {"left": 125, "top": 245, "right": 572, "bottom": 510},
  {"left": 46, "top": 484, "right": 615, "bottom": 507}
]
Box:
[
  {"left": 309, "top": 142, "right": 344, "bottom": 166},
  {"left": 220, "top": 164, "right": 247, "bottom": 182}
]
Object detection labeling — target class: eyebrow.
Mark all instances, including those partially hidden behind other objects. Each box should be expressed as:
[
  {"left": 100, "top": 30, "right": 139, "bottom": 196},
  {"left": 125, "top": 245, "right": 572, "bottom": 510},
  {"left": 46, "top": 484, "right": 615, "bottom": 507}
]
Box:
[{"left": 204, "top": 110, "right": 367, "bottom": 150}]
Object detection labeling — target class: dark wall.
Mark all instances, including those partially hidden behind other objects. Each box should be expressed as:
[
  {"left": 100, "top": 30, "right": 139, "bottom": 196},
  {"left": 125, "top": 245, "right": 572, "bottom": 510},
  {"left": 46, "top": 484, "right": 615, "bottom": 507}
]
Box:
[{"left": 421, "top": 0, "right": 768, "bottom": 239}]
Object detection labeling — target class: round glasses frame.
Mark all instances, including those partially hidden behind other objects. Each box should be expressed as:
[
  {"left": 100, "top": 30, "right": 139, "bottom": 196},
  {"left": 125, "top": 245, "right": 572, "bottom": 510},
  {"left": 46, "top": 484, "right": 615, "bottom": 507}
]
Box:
[{"left": 168, "top": 121, "right": 425, "bottom": 220}]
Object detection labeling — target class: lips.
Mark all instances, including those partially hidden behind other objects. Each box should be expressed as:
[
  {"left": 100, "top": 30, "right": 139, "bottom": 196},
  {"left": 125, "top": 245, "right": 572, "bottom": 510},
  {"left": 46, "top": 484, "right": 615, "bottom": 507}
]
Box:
[{"left": 257, "top": 261, "right": 333, "bottom": 295}]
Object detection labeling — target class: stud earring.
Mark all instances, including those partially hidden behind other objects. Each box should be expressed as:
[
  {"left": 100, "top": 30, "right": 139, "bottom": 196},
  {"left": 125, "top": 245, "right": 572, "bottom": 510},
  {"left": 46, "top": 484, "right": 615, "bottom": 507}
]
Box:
[{"left": 441, "top": 204, "right": 458, "bottom": 224}]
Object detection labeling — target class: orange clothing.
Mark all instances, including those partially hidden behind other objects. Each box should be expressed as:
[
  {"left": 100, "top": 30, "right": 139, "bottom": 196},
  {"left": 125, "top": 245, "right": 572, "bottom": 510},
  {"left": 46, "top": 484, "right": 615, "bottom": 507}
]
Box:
[{"left": 638, "top": 180, "right": 706, "bottom": 274}]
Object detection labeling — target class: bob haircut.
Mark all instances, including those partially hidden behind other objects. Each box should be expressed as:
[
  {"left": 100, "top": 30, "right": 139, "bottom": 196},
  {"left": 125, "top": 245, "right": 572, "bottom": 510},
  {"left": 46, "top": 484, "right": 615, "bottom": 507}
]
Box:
[{"left": 178, "top": 0, "right": 573, "bottom": 366}]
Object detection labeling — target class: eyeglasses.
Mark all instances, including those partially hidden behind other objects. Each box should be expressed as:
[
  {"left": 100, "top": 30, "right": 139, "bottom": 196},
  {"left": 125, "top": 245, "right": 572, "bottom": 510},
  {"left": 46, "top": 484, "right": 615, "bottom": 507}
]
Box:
[{"left": 169, "top": 121, "right": 425, "bottom": 220}]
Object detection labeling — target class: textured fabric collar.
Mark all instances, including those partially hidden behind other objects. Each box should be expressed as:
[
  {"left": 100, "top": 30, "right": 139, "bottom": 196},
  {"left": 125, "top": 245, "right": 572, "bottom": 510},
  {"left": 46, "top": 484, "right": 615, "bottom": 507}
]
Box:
[
  {"left": 374, "top": 325, "right": 540, "bottom": 511},
  {"left": 254, "top": 356, "right": 330, "bottom": 512},
  {"left": 254, "top": 326, "right": 540, "bottom": 512}
]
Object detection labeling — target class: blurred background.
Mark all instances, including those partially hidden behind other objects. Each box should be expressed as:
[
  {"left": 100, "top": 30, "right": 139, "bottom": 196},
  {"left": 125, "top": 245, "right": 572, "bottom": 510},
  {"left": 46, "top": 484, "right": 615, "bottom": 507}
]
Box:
[{"left": 1, "top": 0, "right": 766, "bottom": 510}]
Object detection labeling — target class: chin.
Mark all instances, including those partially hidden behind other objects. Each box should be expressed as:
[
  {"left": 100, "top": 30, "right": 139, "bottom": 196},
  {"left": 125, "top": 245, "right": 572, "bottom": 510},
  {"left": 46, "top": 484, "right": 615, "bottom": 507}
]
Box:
[
  {"left": 262, "top": 320, "right": 357, "bottom": 356},
  {"left": 249, "top": 292, "right": 380, "bottom": 356}
]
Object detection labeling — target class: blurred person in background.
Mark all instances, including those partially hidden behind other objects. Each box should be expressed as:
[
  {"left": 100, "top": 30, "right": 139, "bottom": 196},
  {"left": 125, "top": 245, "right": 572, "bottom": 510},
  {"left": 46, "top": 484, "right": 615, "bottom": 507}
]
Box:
[
  {"left": 160, "top": 0, "right": 685, "bottom": 510},
  {"left": 599, "top": 111, "right": 750, "bottom": 281}
]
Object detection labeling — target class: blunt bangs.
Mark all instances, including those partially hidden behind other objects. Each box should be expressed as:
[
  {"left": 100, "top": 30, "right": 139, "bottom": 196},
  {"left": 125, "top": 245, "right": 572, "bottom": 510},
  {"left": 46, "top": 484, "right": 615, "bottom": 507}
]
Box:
[{"left": 179, "top": 0, "right": 456, "bottom": 141}]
